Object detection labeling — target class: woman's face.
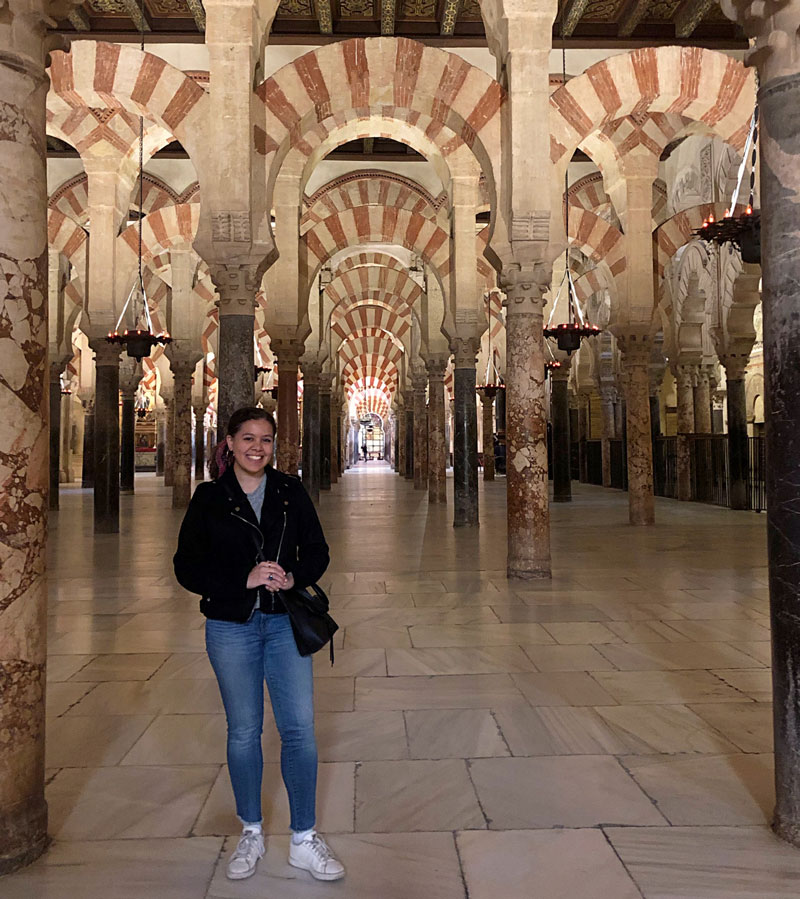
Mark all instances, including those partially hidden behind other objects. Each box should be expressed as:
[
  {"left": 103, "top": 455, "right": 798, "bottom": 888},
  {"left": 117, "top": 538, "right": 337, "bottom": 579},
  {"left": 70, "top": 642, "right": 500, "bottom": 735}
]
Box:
[{"left": 226, "top": 419, "right": 275, "bottom": 477}]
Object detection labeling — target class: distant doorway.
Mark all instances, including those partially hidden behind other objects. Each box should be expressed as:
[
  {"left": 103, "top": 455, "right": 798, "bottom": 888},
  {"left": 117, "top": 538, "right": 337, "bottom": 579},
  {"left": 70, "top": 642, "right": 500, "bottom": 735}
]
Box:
[{"left": 359, "top": 413, "right": 384, "bottom": 461}]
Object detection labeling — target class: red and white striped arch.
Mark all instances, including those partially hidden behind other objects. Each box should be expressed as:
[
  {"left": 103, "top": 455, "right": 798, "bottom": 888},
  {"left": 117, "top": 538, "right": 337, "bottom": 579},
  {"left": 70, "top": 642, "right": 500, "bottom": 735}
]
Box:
[
  {"left": 333, "top": 251, "right": 408, "bottom": 277},
  {"left": 567, "top": 207, "right": 626, "bottom": 284},
  {"left": 354, "top": 388, "right": 391, "bottom": 422},
  {"left": 331, "top": 305, "right": 410, "bottom": 346},
  {"left": 117, "top": 203, "right": 199, "bottom": 289},
  {"left": 550, "top": 47, "right": 755, "bottom": 164},
  {"left": 48, "top": 209, "right": 87, "bottom": 262},
  {"left": 655, "top": 202, "right": 744, "bottom": 277},
  {"left": 325, "top": 263, "right": 423, "bottom": 311}
]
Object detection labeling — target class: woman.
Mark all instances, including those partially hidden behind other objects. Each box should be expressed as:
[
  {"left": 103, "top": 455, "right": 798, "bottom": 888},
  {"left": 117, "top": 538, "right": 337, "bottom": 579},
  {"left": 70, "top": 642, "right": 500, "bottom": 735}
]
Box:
[{"left": 174, "top": 406, "right": 344, "bottom": 883}]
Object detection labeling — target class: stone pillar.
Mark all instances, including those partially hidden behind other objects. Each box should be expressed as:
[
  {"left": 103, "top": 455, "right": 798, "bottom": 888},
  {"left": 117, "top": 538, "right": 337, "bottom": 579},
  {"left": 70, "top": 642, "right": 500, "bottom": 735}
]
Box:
[
  {"left": 49, "top": 367, "right": 62, "bottom": 511},
  {"left": 212, "top": 266, "right": 259, "bottom": 439},
  {"left": 164, "top": 397, "right": 175, "bottom": 488},
  {"left": 479, "top": 389, "right": 496, "bottom": 481},
  {"left": 329, "top": 392, "right": 338, "bottom": 485},
  {"left": 723, "top": 357, "right": 749, "bottom": 510},
  {"left": 320, "top": 380, "right": 331, "bottom": 491},
  {"left": 675, "top": 363, "right": 697, "bottom": 502},
  {"left": 273, "top": 341, "right": 302, "bottom": 476},
  {"left": 503, "top": 271, "right": 551, "bottom": 576},
  {"left": 404, "top": 401, "right": 414, "bottom": 479},
  {"left": 619, "top": 336, "right": 655, "bottom": 526},
  {"left": 550, "top": 368, "right": 571, "bottom": 503},
  {"left": 649, "top": 394, "right": 661, "bottom": 441},
  {"left": 411, "top": 373, "right": 428, "bottom": 490},
  {"left": 60, "top": 391, "right": 73, "bottom": 484},
  {"left": 193, "top": 405, "right": 206, "bottom": 480},
  {"left": 718, "top": 0, "right": 800, "bottom": 844},
  {"left": 578, "top": 394, "right": 589, "bottom": 482},
  {"left": 694, "top": 368, "right": 713, "bottom": 434},
  {"left": 0, "top": 7, "right": 54, "bottom": 870},
  {"left": 91, "top": 341, "right": 121, "bottom": 534},
  {"left": 155, "top": 407, "right": 166, "bottom": 477},
  {"left": 426, "top": 356, "right": 448, "bottom": 504},
  {"left": 169, "top": 355, "right": 197, "bottom": 509},
  {"left": 119, "top": 389, "right": 136, "bottom": 496},
  {"left": 81, "top": 399, "right": 95, "bottom": 488},
  {"left": 599, "top": 386, "right": 616, "bottom": 488},
  {"left": 301, "top": 361, "right": 321, "bottom": 503},
  {"left": 397, "top": 404, "right": 406, "bottom": 476},
  {"left": 451, "top": 339, "right": 479, "bottom": 527}
]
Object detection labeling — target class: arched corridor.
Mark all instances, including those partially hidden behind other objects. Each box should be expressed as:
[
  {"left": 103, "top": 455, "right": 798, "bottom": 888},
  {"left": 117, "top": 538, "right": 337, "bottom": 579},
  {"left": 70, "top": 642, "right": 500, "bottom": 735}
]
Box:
[{"left": 5, "top": 466, "right": 798, "bottom": 896}]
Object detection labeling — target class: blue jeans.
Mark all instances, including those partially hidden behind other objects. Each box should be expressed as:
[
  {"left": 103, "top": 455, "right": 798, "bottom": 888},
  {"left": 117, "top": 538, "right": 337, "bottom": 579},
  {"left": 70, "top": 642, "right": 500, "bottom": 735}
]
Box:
[{"left": 205, "top": 612, "right": 317, "bottom": 831}]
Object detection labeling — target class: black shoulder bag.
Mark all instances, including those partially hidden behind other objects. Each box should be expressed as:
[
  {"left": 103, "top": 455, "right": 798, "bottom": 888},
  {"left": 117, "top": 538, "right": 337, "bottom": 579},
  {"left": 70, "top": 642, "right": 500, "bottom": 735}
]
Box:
[{"left": 218, "top": 478, "right": 338, "bottom": 664}]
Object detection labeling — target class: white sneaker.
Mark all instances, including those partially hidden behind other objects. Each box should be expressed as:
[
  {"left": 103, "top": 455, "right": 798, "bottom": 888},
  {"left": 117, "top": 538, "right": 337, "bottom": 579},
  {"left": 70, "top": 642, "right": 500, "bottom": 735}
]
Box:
[
  {"left": 226, "top": 830, "right": 265, "bottom": 880},
  {"left": 288, "top": 831, "right": 345, "bottom": 881}
]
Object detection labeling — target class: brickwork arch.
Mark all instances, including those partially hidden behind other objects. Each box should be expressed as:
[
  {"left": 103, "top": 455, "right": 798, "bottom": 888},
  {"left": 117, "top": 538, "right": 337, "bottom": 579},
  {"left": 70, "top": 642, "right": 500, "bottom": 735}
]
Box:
[
  {"left": 550, "top": 47, "right": 755, "bottom": 165},
  {"left": 326, "top": 264, "right": 423, "bottom": 310},
  {"left": 331, "top": 304, "right": 411, "bottom": 345},
  {"left": 654, "top": 202, "right": 745, "bottom": 277}
]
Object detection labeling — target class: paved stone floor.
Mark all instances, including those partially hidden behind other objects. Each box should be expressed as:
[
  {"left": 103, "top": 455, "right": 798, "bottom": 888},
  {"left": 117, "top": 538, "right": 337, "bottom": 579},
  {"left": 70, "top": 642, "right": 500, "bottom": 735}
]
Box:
[{"left": 5, "top": 463, "right": 800, "bottom": 898}]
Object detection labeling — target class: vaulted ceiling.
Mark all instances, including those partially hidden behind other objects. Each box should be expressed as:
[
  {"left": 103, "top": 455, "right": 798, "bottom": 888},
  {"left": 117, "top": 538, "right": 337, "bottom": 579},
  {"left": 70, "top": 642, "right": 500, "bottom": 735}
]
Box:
[{"left": 54, "top": 0, "right": 744, "bottom": 45}]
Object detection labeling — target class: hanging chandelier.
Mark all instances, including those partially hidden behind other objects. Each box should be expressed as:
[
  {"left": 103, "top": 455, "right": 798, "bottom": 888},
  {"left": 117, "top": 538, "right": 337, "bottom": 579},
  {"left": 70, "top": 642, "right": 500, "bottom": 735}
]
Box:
[
  {"left": 543, "top": 39, "right": 602, "bottom": 357},
  {"left": 695, "top": 107, "right": 760, "bottom": 265},
  {"left": 106, "top": 0, "right": 171, "bottom": 363},
  {"left": 477, "top": 289, "right": 506, "bottom": 395}
]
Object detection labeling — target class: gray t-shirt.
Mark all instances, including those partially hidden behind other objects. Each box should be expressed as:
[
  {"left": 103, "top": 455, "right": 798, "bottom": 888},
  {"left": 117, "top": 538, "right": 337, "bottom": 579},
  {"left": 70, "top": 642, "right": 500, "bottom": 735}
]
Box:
[{"left": 245, "top": 474, "right": 267, "bottom": 521}]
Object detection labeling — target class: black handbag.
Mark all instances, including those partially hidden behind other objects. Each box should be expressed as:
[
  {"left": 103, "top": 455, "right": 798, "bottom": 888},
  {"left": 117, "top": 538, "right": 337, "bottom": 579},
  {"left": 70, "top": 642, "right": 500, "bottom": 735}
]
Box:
[{"left": 282, "top": 583, "right": 338, "bottom": 664}]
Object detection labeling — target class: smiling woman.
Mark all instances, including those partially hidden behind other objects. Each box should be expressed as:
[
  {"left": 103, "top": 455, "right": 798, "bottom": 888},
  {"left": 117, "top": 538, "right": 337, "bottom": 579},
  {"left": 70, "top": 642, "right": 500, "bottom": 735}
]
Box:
[{"left": 173, "top": 405, "right": 344, "bottom": 884}]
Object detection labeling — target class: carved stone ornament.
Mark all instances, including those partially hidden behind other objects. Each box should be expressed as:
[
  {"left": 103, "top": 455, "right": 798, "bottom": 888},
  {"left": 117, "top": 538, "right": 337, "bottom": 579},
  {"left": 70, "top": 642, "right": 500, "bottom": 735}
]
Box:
[
  {"left": 510, "top": 211, "right": 550, "bottom": 243},
  {"left": 211, "top": 211, "right": 252, "bottom": 243},
  {"left": 211, "top": 264, "right": 260, "bottom": 310},
  {"left": 500, "top": 264, "right": 550, "bottom": 315},
  {"left": 720, "top": 1, "right": 800, "bottom": 82}
]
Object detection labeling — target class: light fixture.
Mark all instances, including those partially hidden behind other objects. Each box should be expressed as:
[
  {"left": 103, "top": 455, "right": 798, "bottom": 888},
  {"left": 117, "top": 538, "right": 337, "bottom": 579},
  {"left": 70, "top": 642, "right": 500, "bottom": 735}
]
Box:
[
  {"left": 477, "top": 289, "right": 506, "bottom": 396},
  {"left": 106, "top": 0, "right": 171, "bottom": 362}
]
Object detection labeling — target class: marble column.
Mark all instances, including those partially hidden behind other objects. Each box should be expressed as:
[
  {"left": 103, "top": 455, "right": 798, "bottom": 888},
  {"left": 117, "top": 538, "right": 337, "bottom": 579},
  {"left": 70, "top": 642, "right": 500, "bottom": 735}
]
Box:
[
  {"left": 404, "top": 401, "right": 414, "bottom": 479},
  {"left": 118, "top": 362, "right": 139, "bottom": 496},
  {"left": 723, "top": 357, "right": 749, "bottom": 510},
  {"left": 426, "top": 357, "right": 448, "bottom": 504},
  {"left": 693, "top": 366, "right": 714, "bottom": 502},
  {"left": 169, "top": 355, "right": 197, "bottom": 509},
  {"left": 319, "top": 381, "right": 331, "bottom": 491},
  {"left": 649, "top": 394, "right": 661, "bottom": 442},
  {"left": 212, "top": 266, "right": 259, "bottom": 439},
  {"left": 675, "top": 364, "right": 697, "bottom": 502},
  {"left": 273, "top": 341, "right": 302, "bottom": 476},
  {"left": 451, "top": 339, "right": 479, "bottom": 528},
  {"left": 619, "top": 337, "right": 655, "bottom": 526},
  {"left": 0, "top": 6, "right": 54, "bottom": 870},
  {"left": 397, "top": 405, "right": 407, "bottom": 476},
  {"left": 412, "top": 374, "right": 428, "bottom": 490},
  {"left": 550, "top": 368, "right": 571, "bottom": 503},
  {"left": 717, "top": 6, "right": 800, "bottom": 841},
  {"left": 164, "top": 397, "right": 175, "bottom": 488},
  {"left": 193, "top": 405, "right": 205, "bottom": 480},
  {"left": 49, "top": 367, "right": 62, "bottom": 511},
  {"left": 329, "top": 393, "right": 338, "bottom": 485},
  {"left": 479, "top": 389, "right": 496, "bottom": 481},
  {"left": 60, "top": 391, "right": 74, "bottom": 484},
  {"left": 599, "top": 386, "right": 616, "bottom": 488},
  {"left": 301, "top": 361, "right": 321, "bottom": 503},
  {"left": 578, "top": 394, "right": 589, "bottom": 482},
  {"left": 81, "top": 399, "right": 95, "bottom": 488},
  {"left": 503, "top": 271, "right": 551, "bottom": 574},
  {"left": 91, "top": 341, "right": 121, "bottom": 534},
  {"left": 155, "top": 408, "right": 166, "bottom": 477}
]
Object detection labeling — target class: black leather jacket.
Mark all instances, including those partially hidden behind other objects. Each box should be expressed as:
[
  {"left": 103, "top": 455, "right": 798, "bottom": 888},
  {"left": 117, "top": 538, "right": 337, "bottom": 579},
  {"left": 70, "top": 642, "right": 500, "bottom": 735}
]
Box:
[{"left": 173, "top": 465, "right": 329, "bottom": 622}]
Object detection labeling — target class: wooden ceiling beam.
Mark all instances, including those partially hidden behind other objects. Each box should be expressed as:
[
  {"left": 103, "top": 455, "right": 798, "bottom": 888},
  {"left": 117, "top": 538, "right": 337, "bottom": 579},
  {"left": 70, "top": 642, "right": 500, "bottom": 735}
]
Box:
[
  {"left": 67, "top": 6, "right": 91, "bottom": 30},
  {"left": 440, "top": 0, "right": 461, "bottom": 36},
  {"left": 185, "top": 0, "right": 206, "bottom": 31},
  {"left": 674, "top": 0, "right": 715, "bottom": 37},
  {"left": 618, "top": 0, "right": 649, "bottom": 38},
  {"left": 380, "top": 0, "right": 396, "bottom": 35},
  {"left": 122, "top": 0, "right": 151, "bottom": 31},
  {"left": 316, "top": 0, "right": 333, "bottom": 35},
  {"left": 560, "top": 0, "right": 591, "bottom": 38}
]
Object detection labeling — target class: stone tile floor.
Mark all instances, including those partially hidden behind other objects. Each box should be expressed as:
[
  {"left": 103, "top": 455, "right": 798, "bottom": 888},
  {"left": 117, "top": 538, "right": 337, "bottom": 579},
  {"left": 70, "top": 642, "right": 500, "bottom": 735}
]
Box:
[{"left": 5, "top": 463, "right": 800, "bottom": 898}]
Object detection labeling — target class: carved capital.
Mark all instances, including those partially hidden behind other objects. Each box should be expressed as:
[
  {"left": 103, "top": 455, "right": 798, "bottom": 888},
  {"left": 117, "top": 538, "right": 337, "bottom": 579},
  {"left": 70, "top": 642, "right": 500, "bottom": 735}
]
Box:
[
  {"left": 88, "top": 338, "right": 122, "bottom": 368},
  {"left": 500, "top": 264, "right": 549, "bottom": 316},
  {"left": 721, "top": 0, "right": 800, "bottom": 82},
  {"left": 271, "top": 338, "right": 304, "bottom": 368},
  {"left": 424, "top": 354, "right": 449, "bottom": 379},
  {"left": 720, "top": 353, "right": 751, "bottom": 381},
  {"left": 301, "top": 360, "right": 321, "bottom": 386},
  {"left": 449, "top": 336, "right": 479, "bottom": 369},
  {"left": 210, "top": 263, "right": 261, "bottom": 315},
  {"left": 615, "top": 332, "right": 652, "bottom": 369}
]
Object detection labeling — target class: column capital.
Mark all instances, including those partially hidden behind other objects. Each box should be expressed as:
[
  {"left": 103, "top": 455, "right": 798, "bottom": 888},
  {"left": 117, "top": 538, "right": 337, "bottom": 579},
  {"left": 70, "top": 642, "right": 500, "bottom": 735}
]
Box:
[
  {"left": 721, "top": 1, "right": 800, "bottom": 83},
  {"left": 301, "top": 359, "right": 321, "bottom": 386},
  {"left": 88, "top": 338, "right": 122, "bottom": 368},
  {"left": 549, "top": 366, "right": 571, "bottom": 383},
  {"left": 500, "top": 264, "right": 549, "bottom": 316},
  {"left": 271, "top": 338, "right": 304, "bottom": 366},
  {"left": 424, "top": 354, "right": 449, "bottom": 379},
  {"left": 615, "top": 332, "right": 652, "bottom": 368},
  {"left": 410, "top": 367, "right": 429, "bottom": 393},
  {"left": 211, "top": 263, "right": 261, "bottom": 315},
  {"left": 720, "top": 354, "right": 750, "bottom": 381},
  {"left": 166, "top": 345, "right": 202, "bottom": 374},
  {"left": 450, "top": 336, "right": 479, "bottom": 369}
]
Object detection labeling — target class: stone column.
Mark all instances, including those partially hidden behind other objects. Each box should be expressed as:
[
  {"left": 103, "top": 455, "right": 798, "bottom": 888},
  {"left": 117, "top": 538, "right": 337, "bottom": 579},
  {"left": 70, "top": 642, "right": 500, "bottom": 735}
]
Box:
[
  {"left": 397, "top": 403, "right": 407, "bottom": 476},
  {"left": 319, "top": 380, "right": 331, "bottom": 491},
  {"left": 649, "top": 394, "right": 661, "bottom": 442},
  {"left": 301, "top": 361, "right": 321, "bottom": 502},
  {"left": 118, "top": 361, "right": 140, "bottom": 496},
  {"left": 169, "top": 354, "right": 197, "bottom": 509},
  {"left": 0, "top": 6, "right": 56, "bottom": 870},
  {"left": 426, "top": 356, "right": 448, "bottom": 504},
  {"left": 451, "top": 339, "right": 479, "bottom": 527},
  {"left": 91, "top": 341, "right": 122, "bottom": 534},
  {"left": 49, "top": 366, "right": 62, "bottom": 511},
  {"left": 155, "top": 406, "right": 166, "bottom": 477},
  {"left": 273, "top": 341, "right": 302, "bottom": 475},
  {"left": 578, "top": 394, "right": 590, "bottom": 482},
  {"left": 723, "top": 356, "right": 750, "bottom": 510},
  {"left": 411, "top": 372, "right": 428, "bottom": 490},
  {"left": 693, "top": 366, "right": 714, "bottom": 503},
  {"left": 404, "top": 400, "right": 414, "bottom": 479},
  {"left": 60, "top": 391, "right": 73, "bottom": 484},
  {"left": 329, "top": 392, "right": 338, "bottom": 485},
  {"left": 619, "top": 336, "right": 655, "bottom": 526},
  {"left": 193, "top": 405, "right": 206, "bottom": 480},
  {"left": 503, "top": 271, "right": 551, "bottom": 576},
  {"left": 164, "top": 396, "right": 175, "bottom": 488},
  {"left": 81, "top": 399, "right": 95, "bottom": 488},
  {"left": 675, "top": 363, "right": 697, "bottom": 502},
  {"left": 599, "top": 386, "right": 616, "bottom": 488},
  {"left": 479, "top": 389, "right": 496, "bottom": 481},
  {"left": 212, "top": 265, "right": 259, "bottom": 439},
  {"left": 550, "top": 367, "right": 571, "bottom": 503}
]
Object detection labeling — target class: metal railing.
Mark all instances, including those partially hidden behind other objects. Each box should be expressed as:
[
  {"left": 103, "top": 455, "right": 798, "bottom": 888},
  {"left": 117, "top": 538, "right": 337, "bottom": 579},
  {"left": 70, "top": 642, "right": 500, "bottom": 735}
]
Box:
[
  {"left": 749, "top": 436, "right": 766, "bottom": 512},
  {"left": 689, "top": 436, "right": 729, "bottom": 507},
  {"left": 653, "top": 437, "right": 677, "bottom": 498}
]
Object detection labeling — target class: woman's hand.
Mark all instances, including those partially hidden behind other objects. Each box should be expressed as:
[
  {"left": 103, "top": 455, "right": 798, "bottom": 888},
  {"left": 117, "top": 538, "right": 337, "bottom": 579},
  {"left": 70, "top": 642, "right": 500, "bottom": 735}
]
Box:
[{"left": 246, "top": 562, "right": 293, "bottom": 591}]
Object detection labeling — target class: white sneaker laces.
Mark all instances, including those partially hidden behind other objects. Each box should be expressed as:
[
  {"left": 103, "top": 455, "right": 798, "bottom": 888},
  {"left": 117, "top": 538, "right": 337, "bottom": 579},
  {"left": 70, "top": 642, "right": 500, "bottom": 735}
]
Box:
[
  {"left": 233, "top": 831, "right": 261, "bottom": 859},
  {"left": 307, "top": 833, "right": 333, "bottom": 860}
]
